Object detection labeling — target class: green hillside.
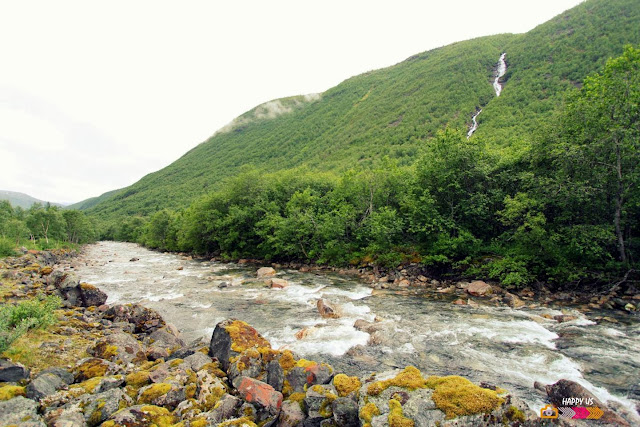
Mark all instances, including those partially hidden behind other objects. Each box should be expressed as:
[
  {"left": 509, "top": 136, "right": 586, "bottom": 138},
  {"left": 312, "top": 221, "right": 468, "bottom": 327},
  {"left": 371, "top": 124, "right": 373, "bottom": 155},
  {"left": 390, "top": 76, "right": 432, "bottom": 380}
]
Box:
[
  {"left": 82, "top": 0, "right": 640, "bottom": 221},
  {"left": 0, "top": 190, "right": 65, "bottom": 209},
  {"left": 71, "top": 0, "right": 640, "bottom": 288}
]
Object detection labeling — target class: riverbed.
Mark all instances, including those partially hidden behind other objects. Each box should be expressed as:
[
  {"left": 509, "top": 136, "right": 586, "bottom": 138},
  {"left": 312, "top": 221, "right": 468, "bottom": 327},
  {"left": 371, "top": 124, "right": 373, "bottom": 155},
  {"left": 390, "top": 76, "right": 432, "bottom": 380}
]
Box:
[{"left": 73, "top": 241, "right": 640, "bottom": 418}]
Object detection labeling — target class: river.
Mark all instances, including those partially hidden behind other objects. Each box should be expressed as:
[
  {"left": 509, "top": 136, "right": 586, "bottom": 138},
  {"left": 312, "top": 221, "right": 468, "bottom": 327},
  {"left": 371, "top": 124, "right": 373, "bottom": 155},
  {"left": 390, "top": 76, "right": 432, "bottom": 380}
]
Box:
[{"left": 73, "top": 241, "right": 640, "bottom": 419}]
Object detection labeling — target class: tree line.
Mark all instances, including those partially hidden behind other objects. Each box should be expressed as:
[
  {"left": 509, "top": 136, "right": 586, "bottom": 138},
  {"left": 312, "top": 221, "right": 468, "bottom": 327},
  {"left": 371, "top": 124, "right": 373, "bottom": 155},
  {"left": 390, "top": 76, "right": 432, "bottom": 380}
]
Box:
[{"left": 0, "top": 202, "right": 97, "bottom": 256}]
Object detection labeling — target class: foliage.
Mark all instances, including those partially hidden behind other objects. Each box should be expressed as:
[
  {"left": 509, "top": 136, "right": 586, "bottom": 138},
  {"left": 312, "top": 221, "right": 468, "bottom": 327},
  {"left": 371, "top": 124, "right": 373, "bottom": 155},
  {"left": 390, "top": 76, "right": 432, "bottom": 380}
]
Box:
[{"left": 0, "top": 294, "right": 61, "bottom": 353}]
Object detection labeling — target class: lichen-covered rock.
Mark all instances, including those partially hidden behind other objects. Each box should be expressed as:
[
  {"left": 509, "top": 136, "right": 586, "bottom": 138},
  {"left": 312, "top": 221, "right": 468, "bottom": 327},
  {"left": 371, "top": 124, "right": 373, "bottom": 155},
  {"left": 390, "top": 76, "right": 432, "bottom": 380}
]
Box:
[
  {"left": 0, "top": 358, "right": 30, "bottom": 382},
  {"left": 201, "top": 393, "right": 242, "bottom": 423},
  {"left": 77, "top": 283, "right": 108, "bottom": 307},
  {"left": 0, "top": 396, "right": 46, "bottom": 426},
  {"left": 102, "top": 304, "right": 166, "bottom": 334},
  {"left": 332, "top": 397, "right": 360, "bottom": 426},
  {"left": 73, "top": 357, "right": 121, "bottom": 382},
  {"left": 209, "top": 319, "right": 271, "bottom": 371},
  {"left": 80, "top": 387, "right": 131, "bottom": 426},
  {"left": 147, "top": 327, "right": 185, "bottom": 356},
  {"left": 104, "top": 404, "right": 176, "bottom": 426},
  {"left": 89, "top": 331, "right": 146, "bottom": 365},
  {"left": 279, "top": 399, "right": 306, "bottom": 427},
  {"left": 305, "top": 384, "right": 337, "bottom": 420},
  {"left": 26, "top": 372, "right": 66, "bottom": 400},
  {"left": 237, "top": 376, "right": 283, "bottom": 416}
]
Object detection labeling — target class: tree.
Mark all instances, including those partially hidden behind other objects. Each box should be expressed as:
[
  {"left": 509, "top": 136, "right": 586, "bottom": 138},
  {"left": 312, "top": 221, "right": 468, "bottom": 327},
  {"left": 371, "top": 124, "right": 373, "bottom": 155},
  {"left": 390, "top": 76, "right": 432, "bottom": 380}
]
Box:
[
  {"left": 26, "top": 205, "right": 66, "bottom": 244},
  {"left": 552, "top": 45, "right": 640, "bottom": 264}
]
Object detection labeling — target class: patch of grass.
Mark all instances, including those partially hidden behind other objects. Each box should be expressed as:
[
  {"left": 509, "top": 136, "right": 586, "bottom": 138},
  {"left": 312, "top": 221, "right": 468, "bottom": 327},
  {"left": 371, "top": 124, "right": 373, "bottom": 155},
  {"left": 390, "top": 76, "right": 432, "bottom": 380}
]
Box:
[{"left": 0, "top": 294, "right": 61, "bottom": 353}]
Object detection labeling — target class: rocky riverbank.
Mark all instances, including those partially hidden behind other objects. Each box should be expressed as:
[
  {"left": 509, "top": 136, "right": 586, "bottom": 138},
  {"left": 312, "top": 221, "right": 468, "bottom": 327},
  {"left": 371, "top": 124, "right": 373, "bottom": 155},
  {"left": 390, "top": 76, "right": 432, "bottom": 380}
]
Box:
[{"left": 0, "top": 250, "right": 636, "bottom": 426}]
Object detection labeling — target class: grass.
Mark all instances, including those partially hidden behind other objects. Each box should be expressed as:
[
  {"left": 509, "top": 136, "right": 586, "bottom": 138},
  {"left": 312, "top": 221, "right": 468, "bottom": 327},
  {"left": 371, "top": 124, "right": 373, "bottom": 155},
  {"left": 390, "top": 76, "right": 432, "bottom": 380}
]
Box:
[{"left": 0, "top": 294, "right": 61, "bottom": 353}]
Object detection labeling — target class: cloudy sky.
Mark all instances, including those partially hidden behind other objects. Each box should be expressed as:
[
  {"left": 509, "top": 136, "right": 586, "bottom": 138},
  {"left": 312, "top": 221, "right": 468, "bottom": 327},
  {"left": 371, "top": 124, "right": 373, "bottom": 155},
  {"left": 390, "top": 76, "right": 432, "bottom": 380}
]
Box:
[{"left": 0, "top": 0, "right": 584, "bottom": 204}]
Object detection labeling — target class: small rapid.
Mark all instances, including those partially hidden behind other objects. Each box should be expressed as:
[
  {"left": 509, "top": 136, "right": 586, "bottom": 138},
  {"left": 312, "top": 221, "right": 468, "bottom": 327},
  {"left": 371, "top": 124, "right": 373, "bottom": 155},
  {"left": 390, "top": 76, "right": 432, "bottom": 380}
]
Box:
[{"left": 74, "top": 242, "right": 640, "bottom": 419}]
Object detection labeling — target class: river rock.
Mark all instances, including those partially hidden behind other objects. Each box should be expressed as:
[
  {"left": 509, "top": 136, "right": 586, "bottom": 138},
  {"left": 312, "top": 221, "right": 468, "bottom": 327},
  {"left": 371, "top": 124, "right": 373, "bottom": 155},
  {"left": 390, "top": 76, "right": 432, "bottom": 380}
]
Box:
[
  {"left": 0, "top": 358, "right": 30, "bottom": 382},
  {"left": 257, "top": 267, "right": 276, "bottom": 278},
  {"left": 266, "top": 359, "right": 284, "bottom": 391},
  {"left": 545, "top": 379, "right": 630, "bottom": 426},
  {"left": 332, "top": 397, "right": 360, "bottom": 426},
  {"left": 466, "top": 280, "right": 493, "bottom": 296},
  {"left": 148, "top": 327, "right": 185, "bottom": 354},
  {"left": 504, "top": 292, "right": 525, "bottom": 308},
  {"left": 0, "top": 396, "right": 46, "bottom": 426},
  {"left": 268, "top": 278, "right": 289, "bottom": 289},
  {"left": 79, "top": 387, "right": 131, "bottom": 425},
  {"left": 317, "top": 299, "right": 340, "bottom": 319}
]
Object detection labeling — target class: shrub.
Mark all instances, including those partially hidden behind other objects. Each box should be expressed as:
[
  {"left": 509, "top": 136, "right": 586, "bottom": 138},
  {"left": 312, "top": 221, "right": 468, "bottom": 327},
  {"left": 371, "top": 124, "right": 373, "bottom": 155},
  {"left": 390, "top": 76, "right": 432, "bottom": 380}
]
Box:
[{"left": 0, "top": 294, "right": 61, "bottom": 353}]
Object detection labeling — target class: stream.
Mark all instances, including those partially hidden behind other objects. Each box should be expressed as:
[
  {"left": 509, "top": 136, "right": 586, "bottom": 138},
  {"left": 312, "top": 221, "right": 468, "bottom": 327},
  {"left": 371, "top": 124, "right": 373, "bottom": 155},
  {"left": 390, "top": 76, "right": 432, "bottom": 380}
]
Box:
[{"left": 73, "top": 241, "right": 640, "bottom": 418}]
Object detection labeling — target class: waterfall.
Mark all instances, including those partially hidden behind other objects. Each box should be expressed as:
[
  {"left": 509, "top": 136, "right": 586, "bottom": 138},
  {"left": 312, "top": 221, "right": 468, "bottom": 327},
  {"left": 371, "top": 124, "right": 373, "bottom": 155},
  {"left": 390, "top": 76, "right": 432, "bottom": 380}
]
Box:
[
  {"left": 493, "top": 52, "right": 507, "bottom": 97},
  {"left": 467, "top": 109, "right": 482, "bottom": 139},
  {"left": 468, "top": 52, "right": 507, "bottom": 138}
]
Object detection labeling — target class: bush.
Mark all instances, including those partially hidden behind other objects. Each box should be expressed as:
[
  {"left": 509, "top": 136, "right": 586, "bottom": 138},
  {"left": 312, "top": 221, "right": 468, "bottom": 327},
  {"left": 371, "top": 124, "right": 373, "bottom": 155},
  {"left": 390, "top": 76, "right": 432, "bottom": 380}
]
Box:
[
  {"left": 0, "top": 295, "right": 61, "bottom": 353},
  {"left": 0, "top": 237, "right": 17, "bottom": 257}
]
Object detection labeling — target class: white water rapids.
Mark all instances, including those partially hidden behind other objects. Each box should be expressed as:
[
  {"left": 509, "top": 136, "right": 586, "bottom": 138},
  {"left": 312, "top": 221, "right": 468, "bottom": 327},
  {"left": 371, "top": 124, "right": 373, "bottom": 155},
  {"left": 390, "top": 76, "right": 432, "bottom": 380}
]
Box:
[{"left": 73, "top": 242, "right": 640, "bottom": 420}]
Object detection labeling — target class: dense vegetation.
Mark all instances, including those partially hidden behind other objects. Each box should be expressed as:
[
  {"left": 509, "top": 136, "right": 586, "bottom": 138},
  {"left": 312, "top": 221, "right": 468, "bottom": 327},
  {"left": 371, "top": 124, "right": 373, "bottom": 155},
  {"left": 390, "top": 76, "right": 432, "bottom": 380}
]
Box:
[
  {"left": 61, "top": 0, "right": 640, "bottom": 290},
  {"left": 99, "top": 46, "right": 640, "bottom": 290},
  {"left": 0, "top": 294, "right": 61, "bottom": 353},
  {"left": 0, "top": 201, "right": 97, "bottom": 256}
]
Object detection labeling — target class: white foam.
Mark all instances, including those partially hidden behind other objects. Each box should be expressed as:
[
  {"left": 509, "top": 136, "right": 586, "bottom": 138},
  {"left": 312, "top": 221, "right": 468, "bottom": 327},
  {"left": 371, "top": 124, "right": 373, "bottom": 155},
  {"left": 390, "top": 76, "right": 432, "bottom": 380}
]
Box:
[
  {"left": 321, "top": 286, "right": 372, "bottom": 300},
  {"left": 466, "top": 320, "right": 558, "bottom": 349},
  {"left": 144, "top": 291, "right": 184, "bottom": 302}
]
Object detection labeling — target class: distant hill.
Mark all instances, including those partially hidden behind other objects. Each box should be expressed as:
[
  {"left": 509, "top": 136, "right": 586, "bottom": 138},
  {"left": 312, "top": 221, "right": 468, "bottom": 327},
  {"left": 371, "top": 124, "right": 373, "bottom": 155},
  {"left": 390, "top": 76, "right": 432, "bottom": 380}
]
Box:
[
  {"left": 0, "top": 190, "right": 66, "bottom": 209},
  {"left": 77, "top": 0, "right": 640, "bottom": 221}
]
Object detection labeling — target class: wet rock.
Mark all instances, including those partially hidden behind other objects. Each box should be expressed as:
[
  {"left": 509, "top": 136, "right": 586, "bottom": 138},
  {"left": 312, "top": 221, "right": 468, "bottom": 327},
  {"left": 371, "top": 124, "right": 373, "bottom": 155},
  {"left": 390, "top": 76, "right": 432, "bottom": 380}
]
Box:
[
  {"left": 353, "top": 319, "right": 384, "bottom": 334},
  {"left": 77, "top": 283, "right": 108, "bottom": 307},
  {"left": 503, "top": 292, "right": 525, "bottom": 309},
  {"left": 317, "top": 299, "right": 340, "bottom": 319},
  {"left": 208, "top": 319, "right": 271, "bottom": 371},
  {"left": 279, "top": 399, "right": 306, "bottom": 426},
  {"left": 0, "top": 396, "right": 46, "bottom": 426},
  {"left": 257, "top": 267, "right": 276, "bottom": 278},
  {"left": 553, "top": 314, "right": 577, "bottom": 323},
  {"left": 453, "top": 298, "right": 466, "bottom": 305},
  {"left": 269, "top": 278, "right": 289, "bottom": 289},
  {"left": 237, "top": 376, "right": 283, "bottom": 416},
  {"left": 129, "top": 257, "right": 139, "bottom": 262},
  {"left": 545, "top": 379, "right": 629, "bottom": 426},
  {"left": 466, "top": 280, "right": 493, "bottom": 297},
  {"left": 26, "top": 372, "right": 66, "bottom": 400},
  {"left": 0, "top": 358, "right": 30, "bottom": 382}
]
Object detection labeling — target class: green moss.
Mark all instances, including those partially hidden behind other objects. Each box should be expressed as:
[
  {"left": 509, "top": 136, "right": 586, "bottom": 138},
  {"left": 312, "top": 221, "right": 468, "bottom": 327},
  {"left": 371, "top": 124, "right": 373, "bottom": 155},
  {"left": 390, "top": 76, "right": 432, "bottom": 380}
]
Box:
[
  {"left": 71, "top": 376, "right": 104, "bottom": 394},
  {"left": 137, "top": 382, "right": 172, "bottom": 404},
  {"left": 92, "top": 342, "right": 118, "bottom": 360},
  {"left": 388, "top": 398, "right": 414, "bottom": 427},
  {"left": 426, "top": 375, "right": 504, "bottom": 419},
  {"left": 0, "top": 385, "right": 25, "bottom": 401},
  {"left": 367, "top": 366, "right": 428, "bottom": 396},
  {"left": 333, "top": 373, "right": 361, "bottom": 397},
  {"left": 75, "top": 358, "right": 109, "bottom": 380}
]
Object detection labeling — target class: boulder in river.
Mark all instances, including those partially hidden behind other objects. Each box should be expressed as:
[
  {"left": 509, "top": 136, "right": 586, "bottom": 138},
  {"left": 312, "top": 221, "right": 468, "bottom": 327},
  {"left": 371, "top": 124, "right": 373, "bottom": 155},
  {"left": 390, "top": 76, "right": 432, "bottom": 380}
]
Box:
[
  {"left": 257, "top": 267, "right": 276, "bottom": 278},
  {"left": 317, "top": 299, "right": 340, "bottom": 319},
  {"left": 544, "top": 379, "right": 630, "bottom": 426},
  {"left": 466, "top": 280, "right": 493, "bottom": 297},
  {"left": 208, "top": 319, "right": 271, "bottom": 371}
]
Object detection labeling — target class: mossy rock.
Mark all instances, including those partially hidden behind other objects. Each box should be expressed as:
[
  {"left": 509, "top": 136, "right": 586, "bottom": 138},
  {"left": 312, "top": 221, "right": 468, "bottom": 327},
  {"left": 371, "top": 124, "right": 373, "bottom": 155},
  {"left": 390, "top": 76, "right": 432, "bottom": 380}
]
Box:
[
  {"left": 0, "top": 385, "right": 26, "bottom": 401},
  {"left": 426, "top": 375, "right": 504, "bottom": 419},
  {"left": 333, "top": 373, "right": 361, "bottom": 397},
  {"left": 74, "top": 358, "right": 115, "bottom": 382}
]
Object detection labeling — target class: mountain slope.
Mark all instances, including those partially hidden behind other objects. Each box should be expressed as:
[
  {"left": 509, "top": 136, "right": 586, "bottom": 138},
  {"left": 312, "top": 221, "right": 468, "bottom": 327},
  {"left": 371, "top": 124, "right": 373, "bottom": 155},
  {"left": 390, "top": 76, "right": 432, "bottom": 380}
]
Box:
[
  {"left": 0, "top": 190, "right": 65, "bottom": 209},
  {"left": 82, "top": 0, "right": 640, "bottom": 220}
]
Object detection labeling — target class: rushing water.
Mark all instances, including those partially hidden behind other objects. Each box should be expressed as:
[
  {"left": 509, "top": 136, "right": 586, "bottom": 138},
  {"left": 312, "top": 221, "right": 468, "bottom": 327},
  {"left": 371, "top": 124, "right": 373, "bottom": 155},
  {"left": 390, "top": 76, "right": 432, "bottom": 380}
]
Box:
[
  {"left": 467, "top": 109, "right": 482, "bottom": 139},
  {"left": 493, "top": 53, "right": 507, "bottom": 97},
  {"left": 73, "top": 241, "right": 640, "bottom": 419}
]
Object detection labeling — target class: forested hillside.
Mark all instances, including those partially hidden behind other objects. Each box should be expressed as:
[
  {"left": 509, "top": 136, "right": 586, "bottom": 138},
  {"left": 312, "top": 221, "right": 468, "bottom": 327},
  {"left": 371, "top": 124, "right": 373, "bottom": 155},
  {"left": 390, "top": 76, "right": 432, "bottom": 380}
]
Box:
[{"left": 66, "top": 0, "right": 640, "bottom": 289}]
